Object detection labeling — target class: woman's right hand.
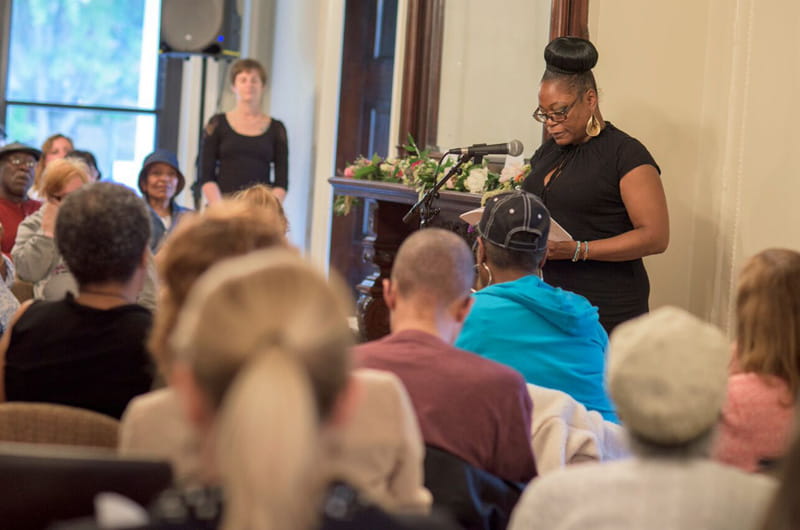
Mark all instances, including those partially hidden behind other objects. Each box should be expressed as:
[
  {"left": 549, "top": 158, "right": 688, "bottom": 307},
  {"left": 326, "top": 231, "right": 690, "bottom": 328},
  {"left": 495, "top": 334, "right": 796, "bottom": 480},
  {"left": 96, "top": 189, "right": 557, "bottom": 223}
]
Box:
[
  {"left": 547, "top": 239, "right": 579, "bottom": 260},
  {"left": 41, "top": 199, "right": 60, "bottom": 238},
  {"left": 201, "top": 181, "right": 223, "bottom": 205}
]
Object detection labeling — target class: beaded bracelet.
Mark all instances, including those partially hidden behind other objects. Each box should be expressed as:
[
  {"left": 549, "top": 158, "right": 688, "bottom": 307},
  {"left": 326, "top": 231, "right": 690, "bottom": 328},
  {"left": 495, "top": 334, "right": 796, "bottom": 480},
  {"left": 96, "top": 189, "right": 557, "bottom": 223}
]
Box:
[
  {"left": 571, "top": 241, "right": 581, "bottom": 262},
  {"left": 582, "top": 241, "right": 589, "bottom": 261}
]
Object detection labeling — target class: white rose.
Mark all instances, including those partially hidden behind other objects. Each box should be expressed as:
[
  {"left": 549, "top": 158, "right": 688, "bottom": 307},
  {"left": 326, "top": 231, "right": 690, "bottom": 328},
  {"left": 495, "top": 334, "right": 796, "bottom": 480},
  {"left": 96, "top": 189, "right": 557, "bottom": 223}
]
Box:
[
  {"left": 465, "top": 167, "right": 488, "bottom": 194},
  {"left": 500, "top": 164, "right": 521, "bottom": 183},
  {"left": 379, "top": 163, "right": 393, "bottom": 173}
]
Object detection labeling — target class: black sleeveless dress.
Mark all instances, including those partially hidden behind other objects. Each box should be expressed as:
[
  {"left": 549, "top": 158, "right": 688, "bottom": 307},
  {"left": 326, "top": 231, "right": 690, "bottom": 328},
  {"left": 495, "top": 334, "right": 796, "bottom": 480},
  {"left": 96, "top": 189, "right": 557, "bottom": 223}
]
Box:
[{"left": 522, "top": 122, "right": 660, "bottom": 333}]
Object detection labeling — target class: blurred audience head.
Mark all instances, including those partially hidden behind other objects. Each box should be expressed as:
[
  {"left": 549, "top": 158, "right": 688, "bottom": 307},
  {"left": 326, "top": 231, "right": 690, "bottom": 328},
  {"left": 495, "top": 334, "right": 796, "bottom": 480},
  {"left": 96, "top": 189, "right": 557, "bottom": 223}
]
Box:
[
  {"left": 56, "top": 182, "right": 151, "bottom": 289},
  {"left": 0, "top": 142, "right": 40, "bottom": 201},
  {"left": 608, "top": 306, "right": 729, "bottom": 454},
  {"left": 150, "top": 200, "right": 289, "bottom": 377},
  {"left": 41, "top": 157, "right": 90, "bottom": 202},
  {"left": 170, "top": 249, "right": 353, "bottom": 530},
  {"left": 67, "top": 150, "right": 101, "bottom": 181},
  {"left": 736, "top": 248, "right": 800, "bottom": 396},
  {"left": 232, "top": 184, "right": 288, "bottom": 233},
  {"left": 35, "top": 133, "right": 74, "bottom": 193},
  {"left": 391, "top": 228, "right": 474, "bottom": 307}
]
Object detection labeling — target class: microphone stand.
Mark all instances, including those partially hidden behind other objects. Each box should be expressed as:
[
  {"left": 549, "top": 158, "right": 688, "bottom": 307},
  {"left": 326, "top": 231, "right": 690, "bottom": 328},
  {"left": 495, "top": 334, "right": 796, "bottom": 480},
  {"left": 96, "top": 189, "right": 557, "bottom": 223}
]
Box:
[{"left": 402, "top": 152, "right": 472, "bottom": 228}]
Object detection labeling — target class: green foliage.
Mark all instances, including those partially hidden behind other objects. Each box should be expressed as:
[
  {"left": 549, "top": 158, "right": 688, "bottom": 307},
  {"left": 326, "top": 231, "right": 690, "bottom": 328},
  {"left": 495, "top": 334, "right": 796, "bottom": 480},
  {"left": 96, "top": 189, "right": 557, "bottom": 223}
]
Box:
[
  {"left": 336, "top": 135, "right": 532, "bottom": 215},
  {"left": 7, "top": 0, "right": 150, "bottom": 108}
]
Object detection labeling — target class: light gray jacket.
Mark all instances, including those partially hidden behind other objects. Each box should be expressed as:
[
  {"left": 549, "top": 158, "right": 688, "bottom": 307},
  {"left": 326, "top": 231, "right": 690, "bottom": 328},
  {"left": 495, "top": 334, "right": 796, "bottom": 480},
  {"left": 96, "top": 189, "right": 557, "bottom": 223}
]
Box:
[{"left": 11, "top": 208, "right": 157, "bottom": 310}]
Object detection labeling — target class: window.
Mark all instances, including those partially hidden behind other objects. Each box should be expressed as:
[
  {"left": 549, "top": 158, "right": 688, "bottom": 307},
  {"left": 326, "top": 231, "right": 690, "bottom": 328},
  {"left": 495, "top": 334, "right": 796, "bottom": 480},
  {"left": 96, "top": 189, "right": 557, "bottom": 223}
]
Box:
[{"left": 3, "top": 0, "right": 162, "bottom": 189}]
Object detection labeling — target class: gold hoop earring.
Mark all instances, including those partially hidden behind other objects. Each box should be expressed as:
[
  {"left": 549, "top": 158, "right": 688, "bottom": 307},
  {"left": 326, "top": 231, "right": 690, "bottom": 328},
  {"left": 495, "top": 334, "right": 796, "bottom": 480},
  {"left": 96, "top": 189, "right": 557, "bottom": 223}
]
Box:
[
  {"left": 586, "top": 114, "right": 601, "bottom": 137},
  {"left": 482, "top": 263, "right": 494, "bottom": 286},
  {"left": 472, "top": 262, "right": 494, "bottom": 292}
]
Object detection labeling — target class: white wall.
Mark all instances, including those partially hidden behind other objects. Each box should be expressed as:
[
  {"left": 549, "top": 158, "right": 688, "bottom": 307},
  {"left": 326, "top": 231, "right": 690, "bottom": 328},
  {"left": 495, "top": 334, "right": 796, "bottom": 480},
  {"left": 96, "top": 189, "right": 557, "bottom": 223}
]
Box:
[
  {"left": 178, "top": 0, "right": 324, "bottom": 254},
  {"left": 268, "top": 0, "right": 320, "bottom": 250},
  {"left": 437, "top": 0, "right": 551, "bottom": 155},
  {"left": 306, "top": 0, "right": 344, "bottom": 270},
  {"left": 223, "top": 0, "right": 800, "bottom": 330},
  {"left": 589, "top": 0, "right": 800, "bottom": 330}
]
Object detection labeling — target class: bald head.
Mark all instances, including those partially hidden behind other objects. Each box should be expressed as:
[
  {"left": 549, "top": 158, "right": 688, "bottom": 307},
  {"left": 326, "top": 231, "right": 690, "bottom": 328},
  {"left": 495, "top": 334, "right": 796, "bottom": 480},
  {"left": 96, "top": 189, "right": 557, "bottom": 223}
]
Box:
[{"left": 391, "top": 228, "right": 475, "bottom": 307}]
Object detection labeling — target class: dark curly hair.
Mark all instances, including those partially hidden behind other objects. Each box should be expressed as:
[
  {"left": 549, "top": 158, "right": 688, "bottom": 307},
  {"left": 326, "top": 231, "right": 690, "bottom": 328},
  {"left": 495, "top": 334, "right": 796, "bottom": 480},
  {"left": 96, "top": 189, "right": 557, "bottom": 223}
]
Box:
[{"left": 56, "top": 182, "right": 151, "bottom": 286}]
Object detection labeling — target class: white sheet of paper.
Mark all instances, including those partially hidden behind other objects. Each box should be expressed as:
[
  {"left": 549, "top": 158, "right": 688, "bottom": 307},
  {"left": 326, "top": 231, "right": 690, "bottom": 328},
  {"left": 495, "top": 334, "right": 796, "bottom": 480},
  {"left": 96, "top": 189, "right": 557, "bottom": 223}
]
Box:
[{"left": 549, "top": 218, "right": 572, "bottom": 242}]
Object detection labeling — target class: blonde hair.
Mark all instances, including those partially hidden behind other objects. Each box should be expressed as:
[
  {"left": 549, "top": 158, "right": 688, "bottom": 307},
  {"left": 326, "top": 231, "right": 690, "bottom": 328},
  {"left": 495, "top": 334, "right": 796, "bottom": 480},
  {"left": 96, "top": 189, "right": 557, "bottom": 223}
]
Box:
[
  {"left": 232, "top": 184, "right": 288, "bottom": 232},
  {"left": 40, "top": 157, "right": 90, "bottom": 199},
  {"left": 34, "top": 133, "right": 74, "bottom": 193},
  {"left": 170, "top": 249, "right": 354, "bottom": 530},
  {"left": 149, "top": 201, "right": 288, "bottom": 377},
  {"left": 736, "top": 248, "right": 800, "bottom": 396}
]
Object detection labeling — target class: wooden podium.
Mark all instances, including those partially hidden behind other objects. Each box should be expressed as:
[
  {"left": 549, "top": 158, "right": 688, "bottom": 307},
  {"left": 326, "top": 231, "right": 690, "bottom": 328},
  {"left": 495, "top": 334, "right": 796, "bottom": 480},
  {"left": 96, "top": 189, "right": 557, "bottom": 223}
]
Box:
[{"left": 329, "top": 177, "right": 481, "bottom": 341}]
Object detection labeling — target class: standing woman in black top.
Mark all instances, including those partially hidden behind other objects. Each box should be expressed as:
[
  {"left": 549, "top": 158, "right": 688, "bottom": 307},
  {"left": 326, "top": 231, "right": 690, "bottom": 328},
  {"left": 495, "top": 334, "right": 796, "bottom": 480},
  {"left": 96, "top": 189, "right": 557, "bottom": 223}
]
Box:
[
  {"left": 522, "top": 37, "right": 669, "bottom": 333},
  {"left": 200, "top": 58, "right": 288, "bottom": 204}
]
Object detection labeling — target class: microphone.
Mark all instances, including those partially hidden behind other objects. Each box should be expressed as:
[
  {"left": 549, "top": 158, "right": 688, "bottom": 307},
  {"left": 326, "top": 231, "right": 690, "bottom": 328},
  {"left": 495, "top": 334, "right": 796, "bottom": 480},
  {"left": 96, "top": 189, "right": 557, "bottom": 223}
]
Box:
[{"left": 447, "top": 139, "right": 524, "bottom": 157}]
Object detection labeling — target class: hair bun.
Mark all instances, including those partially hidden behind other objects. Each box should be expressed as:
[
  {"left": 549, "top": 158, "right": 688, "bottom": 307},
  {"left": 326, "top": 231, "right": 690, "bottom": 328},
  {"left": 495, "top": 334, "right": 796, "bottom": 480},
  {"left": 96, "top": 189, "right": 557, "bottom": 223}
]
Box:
[{"left": 544, "top": 37, "right": 598, "bottom": 75}]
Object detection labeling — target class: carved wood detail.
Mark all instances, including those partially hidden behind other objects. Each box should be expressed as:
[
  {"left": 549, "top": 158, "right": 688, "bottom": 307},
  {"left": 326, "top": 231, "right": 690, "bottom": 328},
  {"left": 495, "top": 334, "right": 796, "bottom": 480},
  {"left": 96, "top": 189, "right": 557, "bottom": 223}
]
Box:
[{"left": 330, "top": 177, "right": 480, "bottom": 341}]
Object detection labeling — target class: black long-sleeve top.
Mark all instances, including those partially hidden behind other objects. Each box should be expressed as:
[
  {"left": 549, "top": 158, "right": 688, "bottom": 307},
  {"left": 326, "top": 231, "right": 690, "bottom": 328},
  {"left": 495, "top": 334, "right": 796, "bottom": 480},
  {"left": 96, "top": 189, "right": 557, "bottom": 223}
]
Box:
[{"left": 199, "top": 113, "right": 288, "bottom": 194}]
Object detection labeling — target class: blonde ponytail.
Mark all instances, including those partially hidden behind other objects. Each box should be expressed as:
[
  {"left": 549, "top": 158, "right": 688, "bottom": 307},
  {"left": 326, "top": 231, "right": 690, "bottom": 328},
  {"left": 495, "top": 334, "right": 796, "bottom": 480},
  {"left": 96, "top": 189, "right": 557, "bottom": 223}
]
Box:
[
  {"left": 170, "top": 249, "right": 355, "bottom": 530},
  {"left": 217, "top": 350, "right": 321, "bottom": 530}
]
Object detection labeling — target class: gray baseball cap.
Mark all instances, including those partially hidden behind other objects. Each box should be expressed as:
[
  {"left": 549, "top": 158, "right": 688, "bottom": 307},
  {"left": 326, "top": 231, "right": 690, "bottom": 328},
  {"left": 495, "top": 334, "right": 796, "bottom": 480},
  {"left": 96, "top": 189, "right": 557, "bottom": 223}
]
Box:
[
  {"left": 477, "top": 190, "right": 550, "bottom": 252},
  {"left": 0, "top": 142, "right": 42, "bottom": 160}
]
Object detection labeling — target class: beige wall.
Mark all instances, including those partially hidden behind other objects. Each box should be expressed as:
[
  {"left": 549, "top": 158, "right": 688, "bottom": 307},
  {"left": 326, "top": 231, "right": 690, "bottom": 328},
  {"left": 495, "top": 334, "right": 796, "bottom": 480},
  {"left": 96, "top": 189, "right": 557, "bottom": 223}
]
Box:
[
  {"left": 304, "top": 0, "right": 800, "bottom": 324},
  {"left": 589, "top": 0, "right": 800, "bottom": 331}
]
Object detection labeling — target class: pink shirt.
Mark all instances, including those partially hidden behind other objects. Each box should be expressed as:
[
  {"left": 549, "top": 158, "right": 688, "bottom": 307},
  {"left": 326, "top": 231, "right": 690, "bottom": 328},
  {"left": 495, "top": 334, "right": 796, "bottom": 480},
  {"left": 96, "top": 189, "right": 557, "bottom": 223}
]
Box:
[{"left": 713, "top": 372, "right": 795, "bottom": 472}]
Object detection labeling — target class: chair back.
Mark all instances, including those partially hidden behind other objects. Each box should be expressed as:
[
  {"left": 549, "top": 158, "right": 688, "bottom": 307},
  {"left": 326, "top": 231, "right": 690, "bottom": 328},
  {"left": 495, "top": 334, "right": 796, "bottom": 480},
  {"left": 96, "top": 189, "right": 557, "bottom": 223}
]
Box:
[
  {"left": 423, "top": 445, "right": 525, "bottom": 530},
  {"left": 0, "top": 402, "right": 119, "bottom": 448},
  {"left": 0, "top": 442, "right": 172, "bottom": 530}
]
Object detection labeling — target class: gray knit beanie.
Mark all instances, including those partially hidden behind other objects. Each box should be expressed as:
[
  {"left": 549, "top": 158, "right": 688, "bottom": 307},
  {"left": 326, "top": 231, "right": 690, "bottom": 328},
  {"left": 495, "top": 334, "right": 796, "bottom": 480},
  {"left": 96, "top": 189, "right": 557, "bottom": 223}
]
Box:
[{"left": 608, "top": 306, "right": 729, "bottom": 445}]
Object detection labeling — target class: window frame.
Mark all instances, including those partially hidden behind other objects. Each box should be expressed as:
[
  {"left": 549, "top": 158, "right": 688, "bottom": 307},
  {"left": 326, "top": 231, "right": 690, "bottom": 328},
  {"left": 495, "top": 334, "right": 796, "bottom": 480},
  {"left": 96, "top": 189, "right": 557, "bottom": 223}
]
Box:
[{"left": 0, "top": 0, "right": 182, "bottom": 163}]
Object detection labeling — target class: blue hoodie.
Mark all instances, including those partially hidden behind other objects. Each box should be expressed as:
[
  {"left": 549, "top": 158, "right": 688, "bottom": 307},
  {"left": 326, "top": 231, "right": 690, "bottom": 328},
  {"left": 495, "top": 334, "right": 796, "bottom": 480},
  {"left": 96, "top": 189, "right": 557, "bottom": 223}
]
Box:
[{"left": 455, "top": 275, "right": 617, "bottom": 422}]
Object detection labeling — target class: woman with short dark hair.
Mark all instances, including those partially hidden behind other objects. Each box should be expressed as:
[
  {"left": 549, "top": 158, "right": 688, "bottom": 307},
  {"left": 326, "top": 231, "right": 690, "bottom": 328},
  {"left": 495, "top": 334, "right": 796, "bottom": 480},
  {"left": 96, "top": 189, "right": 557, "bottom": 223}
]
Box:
[
  {"left": 199, "top": 57, "right": 288, "bottom": 204},
  {"left": 0, "top": 183, "right": 154, "bottom": 419}
]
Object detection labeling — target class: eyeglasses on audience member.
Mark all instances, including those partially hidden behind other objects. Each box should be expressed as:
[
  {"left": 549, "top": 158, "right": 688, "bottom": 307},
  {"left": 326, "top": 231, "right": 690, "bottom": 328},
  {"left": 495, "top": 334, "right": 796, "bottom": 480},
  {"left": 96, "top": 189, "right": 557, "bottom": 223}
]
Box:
[{"left": 3, "top": 157, "right": 36, "bottom": 169}]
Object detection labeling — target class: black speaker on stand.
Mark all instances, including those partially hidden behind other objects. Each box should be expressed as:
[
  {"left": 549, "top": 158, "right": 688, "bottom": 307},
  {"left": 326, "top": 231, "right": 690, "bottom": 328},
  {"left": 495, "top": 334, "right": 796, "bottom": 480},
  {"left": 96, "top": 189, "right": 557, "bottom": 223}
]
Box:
[
  {"left": 160, "top": 0, "right": 242, "bottom": 58},
  {"left": 159, "top": 0, "right": 243, "bottom": 208}
]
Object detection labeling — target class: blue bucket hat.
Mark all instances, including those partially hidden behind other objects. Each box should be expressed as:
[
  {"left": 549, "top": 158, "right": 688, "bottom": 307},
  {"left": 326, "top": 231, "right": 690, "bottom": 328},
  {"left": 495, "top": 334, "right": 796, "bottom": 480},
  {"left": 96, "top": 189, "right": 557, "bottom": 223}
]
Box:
[{"left": 138, "top": 149, "right": 185, "bottom": 198}]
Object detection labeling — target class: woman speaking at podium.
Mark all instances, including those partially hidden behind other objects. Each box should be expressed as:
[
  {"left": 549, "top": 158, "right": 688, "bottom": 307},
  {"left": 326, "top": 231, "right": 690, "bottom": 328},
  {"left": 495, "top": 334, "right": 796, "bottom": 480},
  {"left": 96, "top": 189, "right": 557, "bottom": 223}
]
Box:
[{"left": 523, "top": 37, "right": 669, "bottom": 333}]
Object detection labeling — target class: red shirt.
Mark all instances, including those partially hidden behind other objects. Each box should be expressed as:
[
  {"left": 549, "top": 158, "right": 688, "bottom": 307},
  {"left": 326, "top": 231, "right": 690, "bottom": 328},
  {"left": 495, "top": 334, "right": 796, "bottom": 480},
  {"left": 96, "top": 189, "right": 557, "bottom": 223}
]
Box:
[
  {"left": 355, "top": 329, "right": 537, "bottom": 483},
  {"left": 0, "top": 197, "right": 42, "bottom": 256}
]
